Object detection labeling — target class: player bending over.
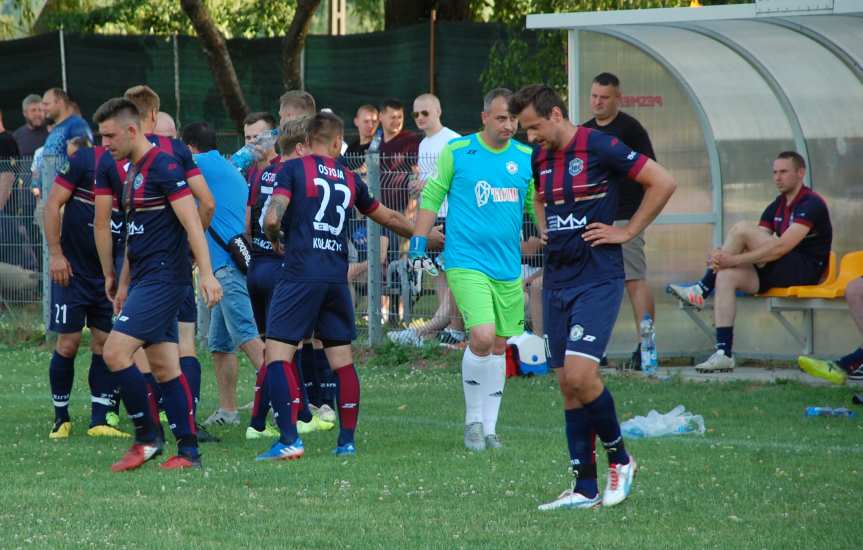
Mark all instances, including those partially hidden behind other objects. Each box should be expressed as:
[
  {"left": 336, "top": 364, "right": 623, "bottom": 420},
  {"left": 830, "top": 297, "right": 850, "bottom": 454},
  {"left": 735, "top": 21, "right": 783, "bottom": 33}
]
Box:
[
  {"left": 255, "top": 112, "right": 441, "bottom": 461},
  {"left": 509, "top": 85, "right": 676, "bottom": 510},
  {"left": 92, "top": 98, "right": 222, "bottom": 471}
]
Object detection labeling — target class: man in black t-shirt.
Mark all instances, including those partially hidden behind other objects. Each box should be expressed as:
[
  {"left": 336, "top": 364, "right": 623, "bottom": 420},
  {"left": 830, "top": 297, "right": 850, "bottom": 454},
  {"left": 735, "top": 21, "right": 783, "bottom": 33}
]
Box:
[
  {"left": 344, "top": 104, "right": 379, "bottom": 172},
  {"left": 583, "top": 72, "right": 657, "bottom": 369}
]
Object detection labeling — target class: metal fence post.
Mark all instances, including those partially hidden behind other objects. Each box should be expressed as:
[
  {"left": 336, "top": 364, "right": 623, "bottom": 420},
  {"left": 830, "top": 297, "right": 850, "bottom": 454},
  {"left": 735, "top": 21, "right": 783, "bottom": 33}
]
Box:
[
  {"left": 365, "top": 149, "right": 383, "bottom": 346},
  {"left": 41, "top": 156, "right": 57, "bottom": 339}
]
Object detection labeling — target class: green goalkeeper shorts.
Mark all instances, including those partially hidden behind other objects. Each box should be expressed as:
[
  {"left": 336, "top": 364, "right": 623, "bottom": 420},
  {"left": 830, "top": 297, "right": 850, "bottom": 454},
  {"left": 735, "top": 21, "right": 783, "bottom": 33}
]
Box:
[{"left": 446, "top": 268, "right": 525, "bottom": 337}]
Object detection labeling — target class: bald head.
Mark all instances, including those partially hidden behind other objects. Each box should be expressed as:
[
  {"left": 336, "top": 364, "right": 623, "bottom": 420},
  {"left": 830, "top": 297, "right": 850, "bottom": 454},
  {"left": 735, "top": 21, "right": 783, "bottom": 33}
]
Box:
[
  {"left": 413, "top": 93, "right": 443, "bottom": 135},
  {"left": 154, "top": 111, "right": 177, "bottom": 138}
]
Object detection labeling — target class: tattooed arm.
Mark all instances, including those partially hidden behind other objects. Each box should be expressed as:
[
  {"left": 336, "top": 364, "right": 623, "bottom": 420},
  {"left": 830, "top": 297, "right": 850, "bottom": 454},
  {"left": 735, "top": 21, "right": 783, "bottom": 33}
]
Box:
[{"left": 263, "top": 193, "right": 290, "bottom": 256}]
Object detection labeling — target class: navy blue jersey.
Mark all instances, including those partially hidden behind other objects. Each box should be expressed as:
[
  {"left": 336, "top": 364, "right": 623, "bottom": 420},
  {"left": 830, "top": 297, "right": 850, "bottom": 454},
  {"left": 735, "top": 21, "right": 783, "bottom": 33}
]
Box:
[
  {"left": 147, "top": 134, "right": 201, "bottom": 181},
  {"left": 94, "top": 146, "right": 193, "bottom": 283},
  {"left": 272, "top": 155, "right": 380, "bottom": 283},
  {"left": 533, "top": 126, "right": 648, "bottom": 289},
  {"left": 53, "top": 147, "right": 103, "bottom": 278},
  {"left": 247, "top": 158, "right": 283, "bottom": 258},
  {"left": 759, "top": 186, "right": 832, "bottom": 265},
  {"left": 93, "top": 146, "right": 129, "bottom": 263}
]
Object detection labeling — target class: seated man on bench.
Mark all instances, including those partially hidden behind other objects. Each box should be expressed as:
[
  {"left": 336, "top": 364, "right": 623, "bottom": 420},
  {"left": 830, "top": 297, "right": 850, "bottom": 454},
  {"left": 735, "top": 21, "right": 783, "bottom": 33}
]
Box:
[
  {"left": 669, "top": 151, "right": 832, "bottom": 373},
  {"left": 798, "top": 276, "right": 863, "bottom": 384}
]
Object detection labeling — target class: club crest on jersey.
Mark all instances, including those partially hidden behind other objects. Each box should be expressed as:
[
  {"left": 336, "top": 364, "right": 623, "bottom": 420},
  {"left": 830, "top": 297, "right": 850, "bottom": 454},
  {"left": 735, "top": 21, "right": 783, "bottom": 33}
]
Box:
[
  {"left": 568, "top": 158, "right": 584, "bottom": 177},
  {"left": 506, "top": 161, "right": 518, "bottom": 175},
  {"left": 475, "top": 180, "right": 491, "bottom": 207},
  {"left": 133, "top": 173, "right": 144, "bottom": 190},
  {"left": 569, "top": 324, "right": 584, "bottom": 342}
]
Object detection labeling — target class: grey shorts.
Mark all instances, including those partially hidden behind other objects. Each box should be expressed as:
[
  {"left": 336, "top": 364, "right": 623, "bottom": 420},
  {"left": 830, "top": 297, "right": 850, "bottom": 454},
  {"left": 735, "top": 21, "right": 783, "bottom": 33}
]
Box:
[{"left": 614, "top": 219, "right": 647, "bottom": 281}]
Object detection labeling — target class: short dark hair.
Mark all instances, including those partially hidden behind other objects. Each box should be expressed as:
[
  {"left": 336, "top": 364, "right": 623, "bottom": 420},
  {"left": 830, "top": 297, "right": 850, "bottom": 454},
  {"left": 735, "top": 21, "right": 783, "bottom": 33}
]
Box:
[
  {"left": 243, "top": 111, "right": 276, "bottom": 129},
  {"left": 508, "top": 84, "right": 568, "bottom": 120},
  {"left": 279, "top": 90, "right": 316, "bottom": 116},
  {"left": 182, "top": 122, "right": 218, "bottom": 153},
  {"left": 307, "top": 111, "right": 344, "bottom": 146},
  {"left": 777, "top": 151, "right": 806, "bottom": 170},
  {"left": 45, "top": 87, "right": 70, "bottom": 104},
  {"left": 593, "top": 72, "right": 620, "bottom": 87},
  {"left": 92, "top": 97, "right": 140, "bottom": 125},
  {"left": 380, "top": 98, "right": 404, "bottom": 113}
]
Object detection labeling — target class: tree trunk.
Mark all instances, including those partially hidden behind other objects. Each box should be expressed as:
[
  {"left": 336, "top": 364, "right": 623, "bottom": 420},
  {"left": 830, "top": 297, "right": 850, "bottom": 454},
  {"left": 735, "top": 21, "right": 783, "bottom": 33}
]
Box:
[
  {"left": 180, "top": 0, "right": 249, "bottom": 132},
  {"left": 282, "top": 0, "right": 321, "bottom": 91}
]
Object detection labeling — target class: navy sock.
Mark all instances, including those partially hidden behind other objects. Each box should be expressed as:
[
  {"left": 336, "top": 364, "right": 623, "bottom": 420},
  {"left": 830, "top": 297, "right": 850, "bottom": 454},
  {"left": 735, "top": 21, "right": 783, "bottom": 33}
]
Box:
[
  {"left": 143, "top": 372, "right": 164, "bottom": 410},
  {"left": 315, "top": 348, "right": 337, "bottom": 408},
  {"left": 300, "top": 344, "right": 321, "bottom": 407},
  {"left": 250, "top": 364, "right": 270, "bottom": 431},
  {"left": 88, "top": 354, "right": 114, "bottom": 426},
  {"left": 564, "top": 408, "right": 598, "bottom": 498},
  {"left": 265, "top": 361, "right": 299, "bottom": 444},
  {"left": 838, "top": 347, "right": 863, "bottom": 373},
  {"left": 49, "top": 351, "right": 75, "bottom": 422},
  {"left": 291, "top": 355, "right": 313, "bottom": 423},
  {"left": 698, "top": 269, "right": 716, "bottom": 296},
  {"left": 179, "top": 356, "right": 202, "bottom": 414},
  {"left": 716, "top": 326, "right": 734, "bottom": 357},
  {"left": 114, "top": 365, "right": 157, "bottom": 443},
  {"left": 583, "top": 388, "right": 629, "bottom": 465},
  {"left": 159, "top": 375, "right": 198, "bottom": 456}
]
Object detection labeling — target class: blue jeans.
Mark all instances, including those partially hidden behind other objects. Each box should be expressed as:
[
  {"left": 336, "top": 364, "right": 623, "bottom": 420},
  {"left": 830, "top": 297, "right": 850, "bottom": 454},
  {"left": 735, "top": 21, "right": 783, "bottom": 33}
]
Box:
[{"left": 208, "top": 265, "right": 260, "bottom": 353}]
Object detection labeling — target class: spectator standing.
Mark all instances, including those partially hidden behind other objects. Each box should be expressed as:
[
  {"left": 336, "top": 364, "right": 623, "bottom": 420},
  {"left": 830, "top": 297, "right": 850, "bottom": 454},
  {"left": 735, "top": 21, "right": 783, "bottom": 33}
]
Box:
[
  {"left": 583, "top": 73, "right": 658, "bottom": 369},
  {"left": 379, "top": 98, "right": 420, "bottom": 213},
  {"left": 13, "top": 94, "right": 48, "bottom": 156},
  {"left": 40, "top": 88, "right": 93, "bottom": 175},
  {"left": 183, "top": 122, "right": 266, "bottom": 428},
  {"left": 344, "top": 104, "right": 379, "bottom": 171}
]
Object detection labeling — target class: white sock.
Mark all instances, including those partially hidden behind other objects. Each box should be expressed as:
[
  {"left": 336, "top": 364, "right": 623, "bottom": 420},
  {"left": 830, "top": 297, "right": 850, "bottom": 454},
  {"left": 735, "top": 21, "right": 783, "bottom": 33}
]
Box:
[
  {"left": 482, "top": 354, "right": 506, "bottom": 436},
  {"left": 462, "top": 346, "right": 490, "bottom": 425}
]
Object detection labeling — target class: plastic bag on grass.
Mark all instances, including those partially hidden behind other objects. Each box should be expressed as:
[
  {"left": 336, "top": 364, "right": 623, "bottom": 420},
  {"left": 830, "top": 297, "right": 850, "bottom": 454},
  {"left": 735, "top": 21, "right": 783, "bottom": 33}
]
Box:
[{"left": 620, "top": 405, "right": 705, "bottom": 439}]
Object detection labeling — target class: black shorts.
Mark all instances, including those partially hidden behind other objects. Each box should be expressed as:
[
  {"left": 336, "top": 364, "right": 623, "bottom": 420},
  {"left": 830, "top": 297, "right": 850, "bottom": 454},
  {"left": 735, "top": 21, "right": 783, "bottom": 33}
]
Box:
[{"left": 756, "top": 251, "right": 825, "bottom": 293}]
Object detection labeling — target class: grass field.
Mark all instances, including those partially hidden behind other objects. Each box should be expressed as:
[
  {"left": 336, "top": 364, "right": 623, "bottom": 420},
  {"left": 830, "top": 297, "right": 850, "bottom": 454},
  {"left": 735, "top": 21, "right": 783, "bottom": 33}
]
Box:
[{"left": 1, "top": 340, "right": 861, "bottom": 549}]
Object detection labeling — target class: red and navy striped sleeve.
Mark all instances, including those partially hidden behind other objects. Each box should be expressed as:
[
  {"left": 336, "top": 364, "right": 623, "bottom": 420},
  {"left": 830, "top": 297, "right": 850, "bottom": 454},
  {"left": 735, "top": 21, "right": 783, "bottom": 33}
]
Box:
[
  {"left": 54, "top": 150, "right": 86, "bottom": 192},
  {"left": 759, "top": 198, "right": 778, "bottom": 232},
  {"left": 592, "top": 131, "right": 648, "bottom": 180},
  {"left": 791, "top": 192, "right": 827, "bottom": 229}
]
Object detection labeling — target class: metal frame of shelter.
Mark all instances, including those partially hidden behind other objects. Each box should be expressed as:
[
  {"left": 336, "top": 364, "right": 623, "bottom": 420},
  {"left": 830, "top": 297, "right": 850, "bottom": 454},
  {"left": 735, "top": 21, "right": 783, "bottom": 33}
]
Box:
[{"left": 527, "top": 0, "right": 863, "bottom": 248}]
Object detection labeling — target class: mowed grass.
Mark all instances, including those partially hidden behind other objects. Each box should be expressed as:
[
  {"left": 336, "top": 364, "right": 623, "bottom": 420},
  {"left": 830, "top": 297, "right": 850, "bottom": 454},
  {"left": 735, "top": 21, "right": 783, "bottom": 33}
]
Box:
[{"left": 1, "top": 341, "right": 862, "bottom": 549}]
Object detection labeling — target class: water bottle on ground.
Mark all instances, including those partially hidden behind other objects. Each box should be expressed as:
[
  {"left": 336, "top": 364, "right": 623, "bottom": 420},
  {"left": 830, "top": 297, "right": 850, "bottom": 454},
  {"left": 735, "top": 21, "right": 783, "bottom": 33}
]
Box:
[
  {"left": 639, "top": 314, "right": 658, "bottom": 376},
  {"left": 805, "top": 406, "right": 857, "bottom": 417}
]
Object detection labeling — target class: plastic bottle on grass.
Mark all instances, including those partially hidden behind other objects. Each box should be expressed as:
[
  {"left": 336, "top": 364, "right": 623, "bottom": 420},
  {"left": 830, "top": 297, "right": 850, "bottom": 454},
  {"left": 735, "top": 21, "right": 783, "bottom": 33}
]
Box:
[
  {"left": 805, "top": 406, "right": 857, "bottom": 417},
  {"left": 620, "top": 405, "right": 705, "bottom": 439},
  {"left": 639, "top": 314, "right": 658, "bottom": 376}
]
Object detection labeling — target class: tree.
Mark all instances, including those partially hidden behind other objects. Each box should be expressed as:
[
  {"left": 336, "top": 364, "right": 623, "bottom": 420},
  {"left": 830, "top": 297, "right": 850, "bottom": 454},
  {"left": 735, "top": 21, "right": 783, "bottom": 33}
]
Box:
[
  {"left": 384, "top": 0, "right": 474, "bottom": 29},
  {"left": 282, "top": 0, "right": 321, "bottom": 91},
  {"left": 180, "top": 0, "right": 249, "bottom": 132}
]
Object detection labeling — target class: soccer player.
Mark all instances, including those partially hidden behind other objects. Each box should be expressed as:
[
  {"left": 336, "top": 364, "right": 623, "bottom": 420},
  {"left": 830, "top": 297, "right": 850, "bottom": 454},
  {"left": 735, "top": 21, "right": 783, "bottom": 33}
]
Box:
[
  {"left": 255, "top": 112, "right": 441, "bottom": 461},
  {"left": 668, "top": 152, "right": 832, "bottom": 373},
  {"left": 798, "top": 277, "right": 863, "bottom": 384},
  {"left": 92, "top": 97, "right": 222, "bottom": 471},
  {"left": 409, "top": 88, "right": 534, "bottom": 451},
  {"left": 42, "top": 139, "right": 129, "bottom": 439},
  {"left": 123, "top": 85, "right": 215, "bottom": 428},
  {"left": 509, "top": 85, "right": 676, "bottom": 509}
]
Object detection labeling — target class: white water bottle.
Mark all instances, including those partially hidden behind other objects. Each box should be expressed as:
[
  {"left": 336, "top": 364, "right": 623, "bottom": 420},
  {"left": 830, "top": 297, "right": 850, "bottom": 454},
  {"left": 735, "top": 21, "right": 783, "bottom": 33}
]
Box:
[{"left": 639, "top": 314, "right": 658, "bottom": 375}]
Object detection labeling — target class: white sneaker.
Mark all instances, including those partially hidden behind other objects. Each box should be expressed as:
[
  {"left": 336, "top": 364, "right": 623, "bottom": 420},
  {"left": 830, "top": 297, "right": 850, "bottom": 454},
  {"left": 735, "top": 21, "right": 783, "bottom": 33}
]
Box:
[
  {"left": 695, "top": 350, "right": 735, "bottom": 373},
  {"left": 387, "top": 328, "right": 423, "bottom": 347},
  {"left": 538, "top": 483, "right": 601, "bottom": 511},
  {"left": 315, "top": 403, "right": 338, "bottom": 423},
  {"left": 464, "top": 422, "right": 485, "bottom": 452},
  {"left": 602, "top": 456, "right": 638, "bottom": 507},
  {"left": 202, "top": 408, "right": 240, "bottom": 427},
  {"left": 668, "top": 283, "right": 706, "bottom": 309}
]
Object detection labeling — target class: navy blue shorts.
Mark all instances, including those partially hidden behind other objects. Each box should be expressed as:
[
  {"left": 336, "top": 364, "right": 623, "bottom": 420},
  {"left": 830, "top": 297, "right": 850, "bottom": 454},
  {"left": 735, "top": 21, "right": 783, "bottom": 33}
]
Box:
[
  {"left": 247, "top": 256, "right": 281, "bottom": 335},
  {"left": 49, "top": 275, "right": 113, "bottom": 334},
  {"left": 113, "top": 279, "right": 184, "bottom": 345},
  {"left": 543, "top": 278, "right": 624, "bottom": 368},
  {"left": 266, "top": 280, "right": 355, "bottom": 344},
  {"left": 756, "top": 251, "right": 825, "bottom": 294},
  {"left": 177, "top": 283, "right": 197, "bottom": 323}
]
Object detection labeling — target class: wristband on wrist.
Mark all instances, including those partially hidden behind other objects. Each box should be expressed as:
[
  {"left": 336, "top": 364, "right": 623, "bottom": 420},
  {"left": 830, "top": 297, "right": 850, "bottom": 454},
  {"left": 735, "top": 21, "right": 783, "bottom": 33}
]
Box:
[{"left": 409, "top": 235, "right": 428, "bottom": 258}]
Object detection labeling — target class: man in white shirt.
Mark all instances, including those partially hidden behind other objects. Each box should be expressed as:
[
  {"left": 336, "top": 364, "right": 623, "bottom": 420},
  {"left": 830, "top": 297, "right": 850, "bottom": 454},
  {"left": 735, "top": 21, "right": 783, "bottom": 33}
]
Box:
[{"left": 389, "top": 93, "right": 465, "bottom": 347}]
